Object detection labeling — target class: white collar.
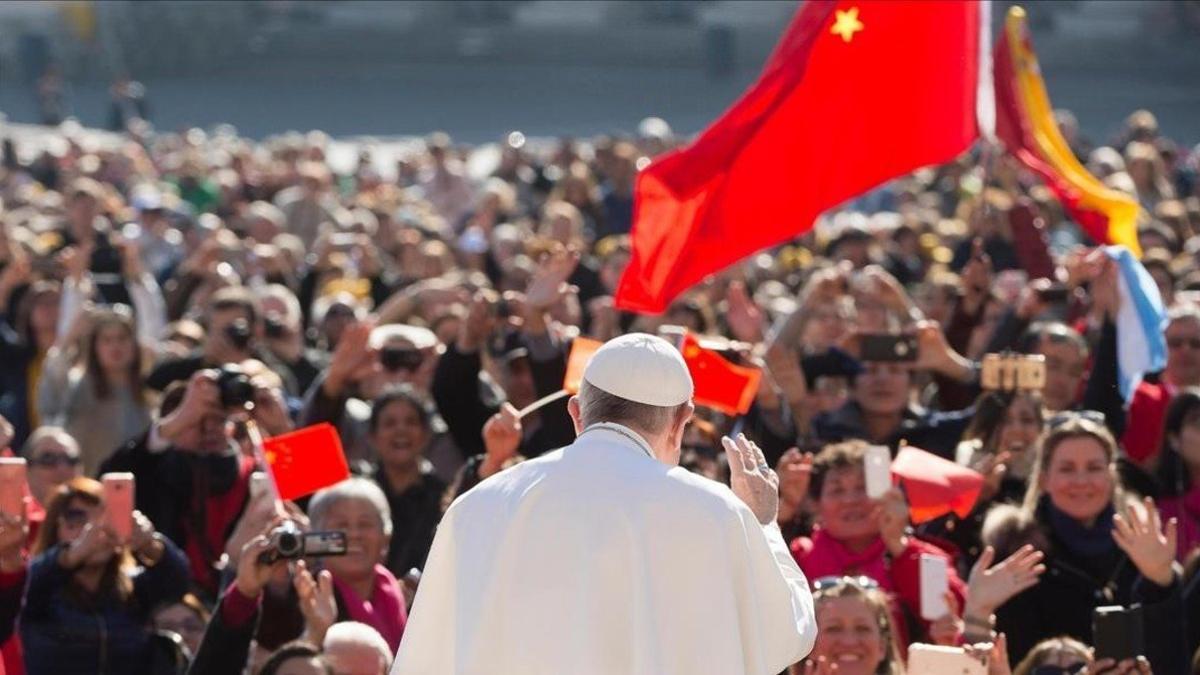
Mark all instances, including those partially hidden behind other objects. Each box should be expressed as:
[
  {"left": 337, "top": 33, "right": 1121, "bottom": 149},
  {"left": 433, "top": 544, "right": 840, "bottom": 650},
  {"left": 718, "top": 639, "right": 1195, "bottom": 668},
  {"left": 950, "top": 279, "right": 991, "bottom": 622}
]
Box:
[{"left": 579, "top": 422, "right": 656, "bottom": 459}]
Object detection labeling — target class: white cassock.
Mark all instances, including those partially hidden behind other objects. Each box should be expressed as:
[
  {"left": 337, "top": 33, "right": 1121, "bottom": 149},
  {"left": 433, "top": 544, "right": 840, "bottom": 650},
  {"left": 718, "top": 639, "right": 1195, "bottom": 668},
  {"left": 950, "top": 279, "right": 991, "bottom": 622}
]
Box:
[{"left": 391, "top": 423, "right": 817, "bottom": 675}]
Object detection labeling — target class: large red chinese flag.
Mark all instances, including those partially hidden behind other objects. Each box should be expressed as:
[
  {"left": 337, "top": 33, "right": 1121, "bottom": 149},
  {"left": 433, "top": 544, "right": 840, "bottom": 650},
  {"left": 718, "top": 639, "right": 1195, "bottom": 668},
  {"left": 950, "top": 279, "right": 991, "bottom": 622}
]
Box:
[
  {"left": 264, "top": 423, "right": 351, "bottom": 501},
  {"left": 616, "top": 1, "right": 987, "bottom": 313}
]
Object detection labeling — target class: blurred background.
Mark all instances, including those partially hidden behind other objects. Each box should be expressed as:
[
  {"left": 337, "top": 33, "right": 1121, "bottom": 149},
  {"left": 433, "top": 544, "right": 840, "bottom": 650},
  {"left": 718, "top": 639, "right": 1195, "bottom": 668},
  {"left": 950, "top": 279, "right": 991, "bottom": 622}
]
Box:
[{"left": 0, "top": 0, "right": 1198, "bottom": 145}]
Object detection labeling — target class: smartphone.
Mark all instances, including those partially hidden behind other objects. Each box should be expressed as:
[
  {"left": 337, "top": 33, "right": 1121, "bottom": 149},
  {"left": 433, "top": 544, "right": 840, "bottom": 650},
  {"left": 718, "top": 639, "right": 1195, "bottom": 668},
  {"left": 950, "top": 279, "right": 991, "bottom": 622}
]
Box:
[
  {"left": 1017, "top": 355, "right": 1047, "bottom": 391},
  {"left": 0, "top": 458, "right": 26, "bottom": 517},
  {"left": 101, "top": 472, "right": 135, "bottom": 544},
  {"left": 1092, "top": 605, "right": 1144, "bottom": 662},
  {"left": 860, "top": 334, "right": 918, "bottom": 362},
  {"left": 329, "top": 232, "right": 358, "bottom": 250},
  {"left": 907, "top": 644, "right": 987, "bottom": 675},
  {"left": 864, "top": 445, "right": 892, "bottom": 499},
  {"left": 920, "top": 553, "right": 950, "bottom": 620}
]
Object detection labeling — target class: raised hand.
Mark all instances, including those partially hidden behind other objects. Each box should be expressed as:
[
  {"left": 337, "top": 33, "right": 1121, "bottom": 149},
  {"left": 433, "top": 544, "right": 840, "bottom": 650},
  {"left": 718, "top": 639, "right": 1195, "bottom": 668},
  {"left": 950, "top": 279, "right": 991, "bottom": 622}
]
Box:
[
  {"left": 159, "top": 370, "right": 222, "bottom": 445},
  {"left": 965, "top": 545, "right": 1045, "bottom": 620},
  {"left": 525, "top": 246, "right": 580, "bottom": 311},
  {"left": 1085, "top": 657, "right": 1153, "bottom": 674},
  {"left": 875, "top": 488, "right": 910, "bottom": 556},
  {"left": 777, "top": 448, "right": 813, "bottom": 523},
  {"left": 480, "top": 402, "right": 523, "bottom": 479},
  {"left": 725, "top": 280, "right": 765, "bottom": 344},
  {"left": 723, "top": 434, "right": 779, "bottom": 526},
  {"left": 295, "top": 559, "right": 338, "bottom": 644},
  {"left": 928, "top": 589, "right": 963, "bottom": 645},
  {"left": 457, "top": 292, "right": 496, "bottom": 353},
  {"left": 1113, "top": 496, "right": 1177, "bottom": 588},
  {"left": 0, "top": 511, "right": 27, "bottom": 572},
  {"left": 235, "top": 529, "right": 289, "bottom": 599},
  {"left": 61, "top": 521, "right": 115, "bottom": 569},
  {"left": 973, "top": 451, "right": 1011, "bottom": 503},
  {"left": 323, "top": 319, "right": 379, "bottom": 397}
]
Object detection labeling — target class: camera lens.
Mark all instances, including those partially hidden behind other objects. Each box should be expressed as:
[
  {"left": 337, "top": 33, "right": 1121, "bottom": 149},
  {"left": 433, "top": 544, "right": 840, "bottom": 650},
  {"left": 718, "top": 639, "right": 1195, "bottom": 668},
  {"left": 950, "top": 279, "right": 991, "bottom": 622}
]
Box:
[
  {"left": 217, "top": 365, "right": 255, "bottom": 409},
  {"left": 225, "top": 319, "right": 253, "bottom": 350}
]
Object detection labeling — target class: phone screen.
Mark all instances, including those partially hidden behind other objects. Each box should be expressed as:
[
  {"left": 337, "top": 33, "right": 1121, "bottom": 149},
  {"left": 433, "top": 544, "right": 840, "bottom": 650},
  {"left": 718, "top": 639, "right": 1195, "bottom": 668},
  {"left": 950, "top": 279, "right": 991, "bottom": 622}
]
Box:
[
  {"left": 101, "top": 473, "right": 135, "bottom": 544},
  {"left": 919, "top": 554, "right": 950, "bottom": 620},
  {"left": 863, "top": 445, "right": 892, "bottom": 499}
]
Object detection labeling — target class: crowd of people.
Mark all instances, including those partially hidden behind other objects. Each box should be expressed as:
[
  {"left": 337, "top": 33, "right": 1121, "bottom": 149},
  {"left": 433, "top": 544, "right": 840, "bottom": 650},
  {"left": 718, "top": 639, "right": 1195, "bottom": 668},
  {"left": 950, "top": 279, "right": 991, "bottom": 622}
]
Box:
[{"left": 0, "top": 102, "right": 1197, "bottom": 675}]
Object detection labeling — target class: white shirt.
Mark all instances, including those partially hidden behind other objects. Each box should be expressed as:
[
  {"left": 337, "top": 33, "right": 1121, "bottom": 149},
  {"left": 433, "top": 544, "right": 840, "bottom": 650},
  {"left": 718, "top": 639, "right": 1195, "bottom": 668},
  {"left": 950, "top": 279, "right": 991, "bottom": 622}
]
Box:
[{"left": 391, "top": 424, "right": 816, "bottom": 675}]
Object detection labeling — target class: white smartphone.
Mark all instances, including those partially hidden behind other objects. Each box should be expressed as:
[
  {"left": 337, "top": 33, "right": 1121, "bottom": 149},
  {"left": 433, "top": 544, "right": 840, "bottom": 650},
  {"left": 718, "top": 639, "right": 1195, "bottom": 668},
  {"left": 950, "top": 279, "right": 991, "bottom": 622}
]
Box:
[
  {"left": 101, "top": 472, "right": 135, "bottom": 544},
  {"left": 0, "top": 458, "right": 26, "bottom": 517},
  {"left": 863, "top": 445, "right": 892, "bottom": 499},
  {"left": 907, "top": 644, "right": 987, "bottom": 675},
  {"left": 920, "top": 553, "right": 950, "bottom": 620}
]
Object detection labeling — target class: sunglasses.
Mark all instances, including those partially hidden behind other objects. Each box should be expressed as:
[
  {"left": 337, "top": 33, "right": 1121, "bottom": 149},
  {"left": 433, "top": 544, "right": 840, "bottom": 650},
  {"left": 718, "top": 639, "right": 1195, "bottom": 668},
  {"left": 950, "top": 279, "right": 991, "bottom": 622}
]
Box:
[
  {"left": 1046, "top": 410, "right": 1106, "bottom": 430},
  {"left": 812, "top": 575, "right": 880, "bottom": 592},
  {"left": 31, "top": 453, "right": 81, "bottom": 469},
  {"left": 61, "top": 508, "right": 90, "bottom": 527},
  {"left": 1030, "top": 665, "right": 1086, "bottom": 675},
  {"left": 1167, "top": 337, "right": 1200, "bottom": 350}
]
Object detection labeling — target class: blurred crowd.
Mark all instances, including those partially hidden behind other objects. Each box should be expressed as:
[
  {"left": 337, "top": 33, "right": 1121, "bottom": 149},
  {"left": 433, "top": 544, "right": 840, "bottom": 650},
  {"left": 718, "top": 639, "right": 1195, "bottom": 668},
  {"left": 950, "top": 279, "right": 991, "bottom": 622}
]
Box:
[{"left": 0, "top": 103, "right": 1198, "bottom": 675}]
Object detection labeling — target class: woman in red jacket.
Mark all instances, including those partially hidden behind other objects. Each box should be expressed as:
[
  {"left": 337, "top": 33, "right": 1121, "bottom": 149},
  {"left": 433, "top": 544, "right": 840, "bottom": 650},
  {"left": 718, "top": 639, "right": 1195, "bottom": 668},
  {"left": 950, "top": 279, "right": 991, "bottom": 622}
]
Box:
[{"left": 789, "top": 440, "right": 967, "bottom": 647}]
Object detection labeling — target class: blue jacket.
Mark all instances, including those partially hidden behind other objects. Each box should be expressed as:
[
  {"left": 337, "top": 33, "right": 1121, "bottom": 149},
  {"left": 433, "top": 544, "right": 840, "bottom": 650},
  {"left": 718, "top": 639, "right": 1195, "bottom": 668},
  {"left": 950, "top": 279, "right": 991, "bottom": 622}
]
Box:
[{"left": 20, "top": 539, "right": 190, "bottom": 675}]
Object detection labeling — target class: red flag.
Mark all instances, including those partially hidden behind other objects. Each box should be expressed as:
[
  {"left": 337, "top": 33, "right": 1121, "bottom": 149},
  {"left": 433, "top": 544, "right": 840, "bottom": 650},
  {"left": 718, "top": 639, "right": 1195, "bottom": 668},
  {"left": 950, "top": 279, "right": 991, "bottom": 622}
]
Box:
[
  {"left": 263, "top": 423, "right": 350, "bottom": 501},
  {"left": 616, "top": 1, "right": 985, "bottom": 313},
  {"left": 891, "top": 446, "right": 983, "bottom": 524},
  {"left": 681, "top": 334, "right": 762, "bottom": 415}
]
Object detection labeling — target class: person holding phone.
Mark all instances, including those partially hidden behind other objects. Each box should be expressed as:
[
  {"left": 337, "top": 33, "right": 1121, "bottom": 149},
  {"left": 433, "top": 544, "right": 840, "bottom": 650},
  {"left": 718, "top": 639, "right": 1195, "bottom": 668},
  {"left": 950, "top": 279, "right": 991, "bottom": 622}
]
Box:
[
  {"left": 19, "top": 476, "right": 189, "bottom": 675},
  {"left": 789, "top": 440, "right": 967, "bottom": 649},
  {"left": 982, "top": 416, "right": 1185, "bottom": 672}
]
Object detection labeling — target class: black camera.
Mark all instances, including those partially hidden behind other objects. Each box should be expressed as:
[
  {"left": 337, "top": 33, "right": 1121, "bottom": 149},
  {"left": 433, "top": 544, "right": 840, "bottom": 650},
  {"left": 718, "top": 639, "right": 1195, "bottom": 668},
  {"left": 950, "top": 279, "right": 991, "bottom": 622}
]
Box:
[
  {"left": 224, "top": 318, "right": 253, "bottom": 351},
  {"left": 380, "top": 347, "right": 423, "bottom": 373},
  {"left": 216, "top": 364, "right": 255, "bottom": 409},
  {"left": 257, "top": 521, "right": 348, "bottom": 564}
]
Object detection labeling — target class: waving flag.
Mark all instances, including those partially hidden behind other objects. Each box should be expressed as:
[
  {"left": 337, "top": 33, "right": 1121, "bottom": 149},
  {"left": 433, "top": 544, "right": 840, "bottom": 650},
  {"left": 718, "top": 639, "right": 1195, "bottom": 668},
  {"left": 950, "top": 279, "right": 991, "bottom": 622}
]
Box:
[
  {"left": 615, "top": 0, "right": 990, "bottom": 313},
  {"left": 994, "top": 7, "right": 1141, "bottom": 255},
  {"left": 1105, "top": 246, "right": 1167, "bottom": 402}
]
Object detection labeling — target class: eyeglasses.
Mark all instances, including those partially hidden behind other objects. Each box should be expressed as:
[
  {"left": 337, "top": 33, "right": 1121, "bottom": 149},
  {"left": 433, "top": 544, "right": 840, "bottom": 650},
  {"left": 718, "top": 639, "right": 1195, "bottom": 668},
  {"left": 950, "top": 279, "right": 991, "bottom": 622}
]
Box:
[
  {"left": 31, "top": 453, "right": 81, "bottom": 469},
  {"left": 812, "top": 575, "right": 881, "bottom": 592},
  {"left": 1046, "top": 410, "right": 1106, "bottom": 430},
  {"left": 1167, "top": 337, "right": 1200, "bottom": 351},
  {"left": 61, "top": 508, "right": 89, "bottom": 527},
  {"left": 1030, "top": 664, "right": 1086, "bottom": 675}
]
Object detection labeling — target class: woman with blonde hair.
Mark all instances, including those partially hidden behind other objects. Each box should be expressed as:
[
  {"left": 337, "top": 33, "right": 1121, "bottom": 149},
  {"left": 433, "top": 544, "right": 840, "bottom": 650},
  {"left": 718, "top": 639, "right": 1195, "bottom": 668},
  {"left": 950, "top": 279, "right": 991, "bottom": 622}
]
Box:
[{"left": 982, "top": 414, "right": 1184, "bottom": 671}]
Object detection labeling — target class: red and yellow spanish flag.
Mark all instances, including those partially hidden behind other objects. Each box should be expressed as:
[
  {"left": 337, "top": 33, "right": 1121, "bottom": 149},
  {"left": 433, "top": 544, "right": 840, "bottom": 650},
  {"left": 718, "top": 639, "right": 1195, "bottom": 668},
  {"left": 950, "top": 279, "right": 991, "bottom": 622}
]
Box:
[
  {"left": 994, "top": 7, "right": 1141, "bottom": 255},
  {"left": 615, "top": 1, "right": 989, "bottom": 313}
]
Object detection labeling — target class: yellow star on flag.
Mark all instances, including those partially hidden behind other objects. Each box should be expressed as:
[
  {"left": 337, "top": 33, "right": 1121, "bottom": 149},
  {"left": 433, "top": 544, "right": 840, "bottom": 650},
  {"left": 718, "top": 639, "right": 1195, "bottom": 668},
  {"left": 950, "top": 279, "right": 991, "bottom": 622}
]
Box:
[{"left": 831, "top": 6, "right": 864, "bottom": 43}]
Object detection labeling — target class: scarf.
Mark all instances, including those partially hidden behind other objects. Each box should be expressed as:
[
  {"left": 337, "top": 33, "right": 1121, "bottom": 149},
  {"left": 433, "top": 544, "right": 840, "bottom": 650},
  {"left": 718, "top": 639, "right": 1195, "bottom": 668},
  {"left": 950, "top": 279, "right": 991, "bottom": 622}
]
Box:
[
  {"left": 1042, "top": 495, "right": 1116, "bottom": 558},
  {"left": 332, "top": 564, "right": 408, "bottom": 652}
]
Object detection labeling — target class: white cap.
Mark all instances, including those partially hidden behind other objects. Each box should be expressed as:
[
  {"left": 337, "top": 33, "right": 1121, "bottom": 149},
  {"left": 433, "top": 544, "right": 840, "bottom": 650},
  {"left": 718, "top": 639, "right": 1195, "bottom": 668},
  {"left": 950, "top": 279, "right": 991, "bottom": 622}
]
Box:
[
  {"left": 583, "top": 333, "right": 693, "bottom": 407},
  {"left": 370, "top": 324, "right": 440, "bottom": 351}
]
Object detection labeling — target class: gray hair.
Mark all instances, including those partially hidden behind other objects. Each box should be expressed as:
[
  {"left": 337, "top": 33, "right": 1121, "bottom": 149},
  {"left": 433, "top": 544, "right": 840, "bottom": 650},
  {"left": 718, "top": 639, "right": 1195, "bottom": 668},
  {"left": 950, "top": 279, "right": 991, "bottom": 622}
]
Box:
[
  {"left": 323, "top": 621, "right": 391, "bottom": 673},
  {"left": 22, "top": 426, "right": 80, "bottom": 459},
  {"left": 577, "top": 380, "right": 688, "bottom": 435},
  {"left": 308, "top": 477, "right": 393, "bottom": 539}
]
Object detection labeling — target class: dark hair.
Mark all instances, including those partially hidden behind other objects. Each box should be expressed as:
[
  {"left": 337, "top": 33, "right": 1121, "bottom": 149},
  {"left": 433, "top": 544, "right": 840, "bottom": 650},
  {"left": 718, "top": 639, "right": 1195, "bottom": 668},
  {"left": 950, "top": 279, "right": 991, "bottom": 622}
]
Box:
[
  {"left": 961, "top": 389, "right": 1045, "bottom": 453},
  {"left": 369, "top": 385, "right": 433, "bottom": 434},
  {"left": 1019, "top": 321, "right": 1089, "bottom": 359},
  {"left": 85, "top": 306, "right": 146, "bottom": 404},
  {"left": 1154, "top": 388, "right": 1200, "bottom": 497},
  {"left": 14, "top": 280, "right": 60, "bottom": 348},
  {"left": 258, "top": 641, "right": 332, "bottom": 675},
  {"left": 809, "top": 440, "right": 871, "bottom": 500}
]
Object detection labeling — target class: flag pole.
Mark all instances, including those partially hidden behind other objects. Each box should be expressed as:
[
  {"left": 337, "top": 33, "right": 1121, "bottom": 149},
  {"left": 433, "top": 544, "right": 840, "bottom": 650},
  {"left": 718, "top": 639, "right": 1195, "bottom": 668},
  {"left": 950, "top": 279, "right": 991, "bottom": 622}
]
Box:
[{"left": 517, "top": 389, "right": 570, "bottom": 419}]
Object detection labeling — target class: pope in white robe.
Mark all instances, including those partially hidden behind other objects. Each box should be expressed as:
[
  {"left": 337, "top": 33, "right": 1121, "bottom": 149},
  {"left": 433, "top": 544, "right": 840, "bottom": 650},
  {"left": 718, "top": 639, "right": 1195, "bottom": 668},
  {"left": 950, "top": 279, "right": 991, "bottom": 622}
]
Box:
[{"left": 392, "top": 333, "right": 816, "bottom": 674}]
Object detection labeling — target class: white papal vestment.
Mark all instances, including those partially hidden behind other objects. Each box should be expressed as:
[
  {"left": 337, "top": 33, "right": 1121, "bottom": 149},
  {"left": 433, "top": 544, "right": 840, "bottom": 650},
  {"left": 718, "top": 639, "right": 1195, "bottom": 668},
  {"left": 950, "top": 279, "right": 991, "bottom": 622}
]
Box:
[{"left": 391, "top": 424, "right": 816, "bottom": 675}]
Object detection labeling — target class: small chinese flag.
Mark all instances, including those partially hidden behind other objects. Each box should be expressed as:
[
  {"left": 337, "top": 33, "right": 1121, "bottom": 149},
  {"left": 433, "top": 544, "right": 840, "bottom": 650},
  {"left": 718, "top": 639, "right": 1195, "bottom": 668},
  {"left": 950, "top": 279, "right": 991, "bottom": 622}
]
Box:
[
  {"left": 263, "top": 423, "right": 350, "bottom": 501},
  {"left": 891, "top": 446, "right": 983, "bottom": 524},
  {"left": 563, "top": 337, "right": 603, "bottom": 393},
  {"left": 681, "top": 334, "right": 761, "bottom": 416}
]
